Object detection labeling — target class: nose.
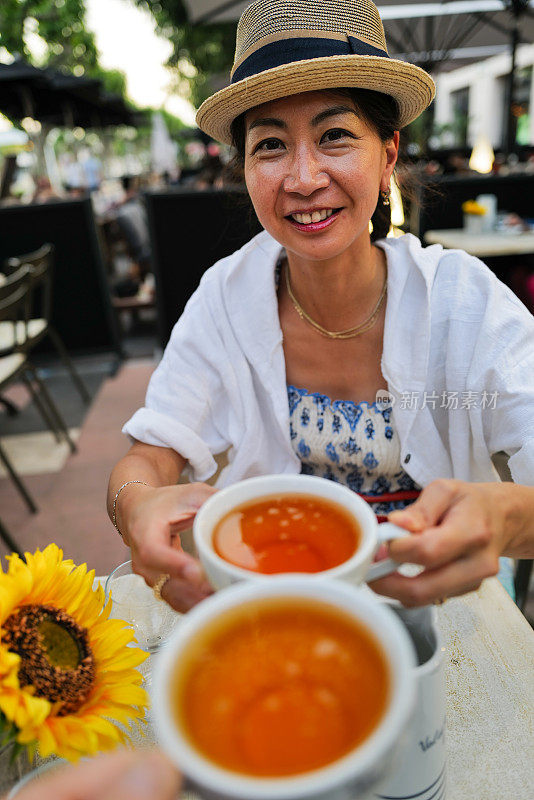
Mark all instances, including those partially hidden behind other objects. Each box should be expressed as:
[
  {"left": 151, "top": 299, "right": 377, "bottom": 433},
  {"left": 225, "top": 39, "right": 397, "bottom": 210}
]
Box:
[{"left": 283, "top": 146, "right": 330, "bottom": 195}]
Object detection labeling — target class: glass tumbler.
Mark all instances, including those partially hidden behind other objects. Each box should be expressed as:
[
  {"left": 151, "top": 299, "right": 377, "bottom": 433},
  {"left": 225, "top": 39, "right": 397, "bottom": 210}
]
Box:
[{"left": 104, "top": 561, "right": 181, "bottom": 654}]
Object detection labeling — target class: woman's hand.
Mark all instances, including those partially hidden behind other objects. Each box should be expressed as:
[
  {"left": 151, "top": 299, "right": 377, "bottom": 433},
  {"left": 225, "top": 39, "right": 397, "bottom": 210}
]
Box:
[
  {"left": 13, "top": 749, "right": 180, "bottom": 800},
  {"left": 369, "top": 478, "right": 532, "bottom": 606},
  {"left": 123, "top": 481, "right": 217, "bottom": 612}
]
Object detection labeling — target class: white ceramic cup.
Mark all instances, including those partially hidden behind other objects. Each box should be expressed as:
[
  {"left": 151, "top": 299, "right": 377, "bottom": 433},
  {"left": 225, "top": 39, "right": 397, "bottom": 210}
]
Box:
[
  {"left": 193, "top": 474, "right": 409, "bottom": 591},
  {"left": 152, "top": 577, "right": 417, "bottom": 800},
  {"left": 373, "top": 603, "right": 447, "bottom": 800},
  {"left": 476, "top": 193, "right": 498, "bottom": 232}
]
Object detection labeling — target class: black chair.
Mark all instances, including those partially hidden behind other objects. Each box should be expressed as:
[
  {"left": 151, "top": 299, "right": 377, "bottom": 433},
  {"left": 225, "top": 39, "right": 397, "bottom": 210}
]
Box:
[
  {"left": 0, "top": 197, "right": 122, "bottom": 359},
  {"left": 145, "top": 188, "right": 262, "bottom": 348},
  {"left": 0, "top": 266, "right": 76, "bottom": 514},
  {"left": 3, "top": 243, "right": 90, "bottom": 403}
]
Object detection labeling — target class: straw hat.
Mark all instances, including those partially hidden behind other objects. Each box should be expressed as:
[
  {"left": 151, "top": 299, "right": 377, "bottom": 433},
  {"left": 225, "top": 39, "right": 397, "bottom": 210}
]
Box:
[{"left": 196, "top": 0, "right": 436, "bottom": 145}]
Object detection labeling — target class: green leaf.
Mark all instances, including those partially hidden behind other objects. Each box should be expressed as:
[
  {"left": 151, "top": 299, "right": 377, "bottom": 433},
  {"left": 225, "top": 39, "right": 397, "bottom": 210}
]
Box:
[
  {"left": 0, "top": 712, "right": 36, "bottom": 763},
  {"left": 0, "top": 711, "right": 20, "bottom": 748},
  {"left": 9, "top": 740, "right": 27, "bottom": 764}
]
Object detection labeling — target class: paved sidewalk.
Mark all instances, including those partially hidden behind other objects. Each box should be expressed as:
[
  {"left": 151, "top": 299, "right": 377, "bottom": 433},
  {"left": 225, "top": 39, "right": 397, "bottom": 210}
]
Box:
[{"left": 0, "top": 361, "right": 154, "bottom": 575}]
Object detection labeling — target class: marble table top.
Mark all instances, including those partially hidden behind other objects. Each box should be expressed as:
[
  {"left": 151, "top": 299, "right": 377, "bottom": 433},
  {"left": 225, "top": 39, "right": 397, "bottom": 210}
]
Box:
[{"left": 424, "top": 229, "right": 534, "bottom": 257}]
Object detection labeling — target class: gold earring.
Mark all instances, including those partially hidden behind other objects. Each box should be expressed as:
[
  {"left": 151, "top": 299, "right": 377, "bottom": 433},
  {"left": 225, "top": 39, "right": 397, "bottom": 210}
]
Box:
[{"left": 381, "top": 189, "right": 390, "bottom": 206}]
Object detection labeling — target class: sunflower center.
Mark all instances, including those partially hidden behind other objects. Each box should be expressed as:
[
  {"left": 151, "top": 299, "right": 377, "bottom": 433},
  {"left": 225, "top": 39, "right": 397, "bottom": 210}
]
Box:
[
  {"left": 2, "top": 604, "right": 96, "bottom": 715},
  {"left": 38, "top": 618, "right": 81, "bottom": 669}
]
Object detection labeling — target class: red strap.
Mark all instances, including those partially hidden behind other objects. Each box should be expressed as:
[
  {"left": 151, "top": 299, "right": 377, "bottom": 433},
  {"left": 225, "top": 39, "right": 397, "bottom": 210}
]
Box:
[
  {"left": 358, "top": 489, "right": 421, "bottom": 523},
  {"left": 358, "top": 490, "right": 421, "bottom": 504}
]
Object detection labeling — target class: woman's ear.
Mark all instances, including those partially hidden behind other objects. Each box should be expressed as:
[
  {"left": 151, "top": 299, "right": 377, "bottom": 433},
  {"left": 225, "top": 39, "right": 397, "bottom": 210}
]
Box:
[{"left": 381, "top": 131, "right": 400, "bottom": 189}]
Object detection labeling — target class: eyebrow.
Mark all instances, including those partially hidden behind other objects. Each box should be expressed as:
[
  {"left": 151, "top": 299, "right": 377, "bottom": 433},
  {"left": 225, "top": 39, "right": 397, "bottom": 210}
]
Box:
[
  {"left": 312, "top": 105, "right": 360, "bottom": 125},
  {"left": 248, "top": 116, "right": 287, "bottom": 133},
  {"left": 247, "top": 105, "right": 360, "bottom": 134}
]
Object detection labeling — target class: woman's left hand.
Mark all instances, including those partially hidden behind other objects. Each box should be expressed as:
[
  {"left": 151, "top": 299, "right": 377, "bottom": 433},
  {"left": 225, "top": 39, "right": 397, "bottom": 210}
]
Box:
[{"left": 369, "top": 478, "right": 524, "bottom": 606}]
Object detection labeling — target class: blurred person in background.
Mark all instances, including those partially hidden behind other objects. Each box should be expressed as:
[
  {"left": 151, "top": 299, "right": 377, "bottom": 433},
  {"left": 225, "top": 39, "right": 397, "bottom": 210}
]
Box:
[
  {"left": 112, "top": 175, "right": 152, "bottom": 299},
  {"left": 81, "top": 149, "right": 103, "bottom": 193},
  {"left": 63, "top": 153, "right": 85, "bottom": 196},
  {"left": 31, "top": 176, "right": 61, "bottom": 203},
  {"left": 194, "top": 142, "right": 226, "bottom": 189}
]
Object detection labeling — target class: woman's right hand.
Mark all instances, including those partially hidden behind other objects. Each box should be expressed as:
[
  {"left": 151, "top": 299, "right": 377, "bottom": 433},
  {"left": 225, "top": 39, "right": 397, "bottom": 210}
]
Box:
[{"left": 122, "top": 481, "right": 217, "bottom": 612}]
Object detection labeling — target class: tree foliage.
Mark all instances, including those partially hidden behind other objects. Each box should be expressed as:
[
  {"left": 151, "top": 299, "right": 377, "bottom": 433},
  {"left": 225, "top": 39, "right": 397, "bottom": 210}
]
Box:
[
  {"left": 0, "top": 0, "right": 200, "bottom": 136},
  {"left": 135, "top": 0, "right": 237, "bottom": 108},
  {"left": 90, "top": 66, "right": 128, "bottom": 99},
  {"left": 0, "top": 0, "right": 99, "bottom": 74}
]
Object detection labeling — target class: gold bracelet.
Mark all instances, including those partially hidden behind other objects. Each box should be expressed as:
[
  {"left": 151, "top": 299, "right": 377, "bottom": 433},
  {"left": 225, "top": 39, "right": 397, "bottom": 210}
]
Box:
[{"left": 112, "top": 480, "right": 150, "bottom": 537}]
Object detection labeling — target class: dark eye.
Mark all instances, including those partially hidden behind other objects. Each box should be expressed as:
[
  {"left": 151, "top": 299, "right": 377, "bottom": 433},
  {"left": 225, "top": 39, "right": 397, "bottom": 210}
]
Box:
[
  {"left": 321, "top": 128, "right": 354, "bottom": 143},
  {"left": 254, "top": 137, "right": 284, "bottom": 154}
]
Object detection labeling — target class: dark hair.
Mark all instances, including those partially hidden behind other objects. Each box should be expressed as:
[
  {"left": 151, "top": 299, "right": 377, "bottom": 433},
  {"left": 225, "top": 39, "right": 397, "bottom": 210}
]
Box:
[{"left": 229, "top": 88, "right": 400, "bottom": 241}]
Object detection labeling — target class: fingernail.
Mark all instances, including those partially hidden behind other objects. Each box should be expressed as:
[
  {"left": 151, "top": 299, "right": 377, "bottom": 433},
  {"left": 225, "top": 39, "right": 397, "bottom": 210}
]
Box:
[{"left": 183, "top": 561, "right": 202, "bottom": 582}]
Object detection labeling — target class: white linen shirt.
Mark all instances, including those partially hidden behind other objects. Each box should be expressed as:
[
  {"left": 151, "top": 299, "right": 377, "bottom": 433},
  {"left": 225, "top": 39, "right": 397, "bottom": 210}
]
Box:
[{"left": 123, "top": 231, "right": 534, "bottom": 489}]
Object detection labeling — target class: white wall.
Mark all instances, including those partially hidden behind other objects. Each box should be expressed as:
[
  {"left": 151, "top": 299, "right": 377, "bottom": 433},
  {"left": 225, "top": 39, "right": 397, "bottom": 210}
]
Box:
[{"left": 433, "top": 44, "right": 534, "bottom": 147}]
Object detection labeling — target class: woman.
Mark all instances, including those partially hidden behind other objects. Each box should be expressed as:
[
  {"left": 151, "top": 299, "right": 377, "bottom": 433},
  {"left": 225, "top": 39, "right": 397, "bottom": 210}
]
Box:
[{"left": 108, "top": 0, "right": 534, "bottom": 610}]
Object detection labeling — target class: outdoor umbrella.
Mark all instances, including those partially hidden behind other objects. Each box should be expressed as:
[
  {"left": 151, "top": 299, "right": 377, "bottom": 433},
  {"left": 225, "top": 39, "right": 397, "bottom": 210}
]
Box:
[
  {"left": 0, "top": 58, "right": 135, "bottom": 129},
  {"left": 182, "top": 0, "right": 248, "bottom": 23},
  {"left": 182, "top": 0, "right": 533, "bottom": 66},
  {"left": 0, "top": 60, "right": 69, "bottom": 126},
  {"left": 377, "top": 1, "right": 534, "bottom": 70},
  {"left": 182, "top": 0, "right": 533, "bottom": 149},
  {"left": 151, "top": 112, "right": 178, "bottom": 174},
  {"left": 0, "top": 58, "right": 137, "bottom": 194},
  {"left": 47, "top": 71, "right": 136, "bottom": 128}
]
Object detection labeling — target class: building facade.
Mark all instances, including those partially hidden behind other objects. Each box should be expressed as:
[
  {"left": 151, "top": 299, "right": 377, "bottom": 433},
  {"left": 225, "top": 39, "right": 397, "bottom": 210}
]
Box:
[{"left": 433, "top": 44, "right": 534, "bottom": 149}]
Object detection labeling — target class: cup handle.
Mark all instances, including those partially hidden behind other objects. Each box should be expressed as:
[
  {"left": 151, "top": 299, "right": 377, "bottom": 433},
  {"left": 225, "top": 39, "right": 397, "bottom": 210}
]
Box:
[{"left": 365, "top": 522, "right": 410, "bottom": 582}]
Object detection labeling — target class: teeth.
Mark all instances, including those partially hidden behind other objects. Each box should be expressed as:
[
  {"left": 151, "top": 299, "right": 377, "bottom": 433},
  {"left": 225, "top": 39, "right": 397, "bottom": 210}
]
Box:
[{"left": 292, "top": 209, "right": 334, "bottom": 224}]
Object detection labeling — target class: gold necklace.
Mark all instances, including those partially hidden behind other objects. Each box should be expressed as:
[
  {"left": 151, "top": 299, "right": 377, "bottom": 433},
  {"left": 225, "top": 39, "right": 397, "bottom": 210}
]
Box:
[{"left": 284, "top": 261, "right": 387, "bottom": 340}]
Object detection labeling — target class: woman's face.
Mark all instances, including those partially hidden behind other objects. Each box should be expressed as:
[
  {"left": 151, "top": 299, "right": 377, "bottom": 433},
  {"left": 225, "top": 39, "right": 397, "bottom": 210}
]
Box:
[{"left": 243, "top": 91, "right": 399, "bottom": 263}]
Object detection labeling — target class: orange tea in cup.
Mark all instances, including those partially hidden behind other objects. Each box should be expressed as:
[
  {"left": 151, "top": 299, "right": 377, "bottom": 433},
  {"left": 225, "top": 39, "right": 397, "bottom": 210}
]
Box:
[
  {"left": 213, "top": 493, "right": 361, "bottom": 574},
  {"left": 171, "top": 597, "right": 389, "bottom": 777}
]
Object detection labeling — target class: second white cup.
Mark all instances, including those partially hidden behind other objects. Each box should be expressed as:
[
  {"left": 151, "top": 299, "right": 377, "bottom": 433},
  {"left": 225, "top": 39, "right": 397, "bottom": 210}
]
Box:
[
  {"left": 194, "top": 474, "right": 409, "bottom": 591},
  {"left": 152, "top": 576, "right": 417, "bottom": 800}
]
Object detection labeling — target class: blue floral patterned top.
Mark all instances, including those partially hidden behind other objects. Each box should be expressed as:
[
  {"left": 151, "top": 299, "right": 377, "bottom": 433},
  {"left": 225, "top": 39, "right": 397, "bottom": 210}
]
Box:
[
  {"left": 288, "top": 385, "right": 421, "bottom": 517},
  {"left": 287, "top": 385, "right": 515, "bottom": 597}
]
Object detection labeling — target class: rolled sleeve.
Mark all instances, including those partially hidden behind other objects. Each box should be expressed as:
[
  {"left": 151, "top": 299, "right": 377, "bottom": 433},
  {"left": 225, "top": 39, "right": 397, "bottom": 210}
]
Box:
[
  {"left": 122, "top": 408, "right": 217, "bottom": 482},
  {"left": 483, "top": 350, "right": 534, "bottom": 487},
  {"left": 508, "top": 438, "right": 534, "bottom": 486}
]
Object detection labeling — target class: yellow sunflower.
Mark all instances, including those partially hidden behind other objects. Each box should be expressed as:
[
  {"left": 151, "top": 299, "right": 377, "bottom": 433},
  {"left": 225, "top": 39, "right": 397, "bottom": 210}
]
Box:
[{"left": 0, "top": 544, "right": 149, "bottom": 761}]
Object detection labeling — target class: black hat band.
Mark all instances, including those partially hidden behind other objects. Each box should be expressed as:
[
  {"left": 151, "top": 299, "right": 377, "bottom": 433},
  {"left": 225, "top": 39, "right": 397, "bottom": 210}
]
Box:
[{"left": 231, "top": 34, "right": 389, "bottom": 85}]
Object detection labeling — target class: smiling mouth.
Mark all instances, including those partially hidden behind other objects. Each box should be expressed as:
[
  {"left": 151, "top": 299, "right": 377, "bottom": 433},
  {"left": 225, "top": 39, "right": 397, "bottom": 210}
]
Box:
[{"left": 285, "top": 208, "right": 342, "bottom": 230}]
